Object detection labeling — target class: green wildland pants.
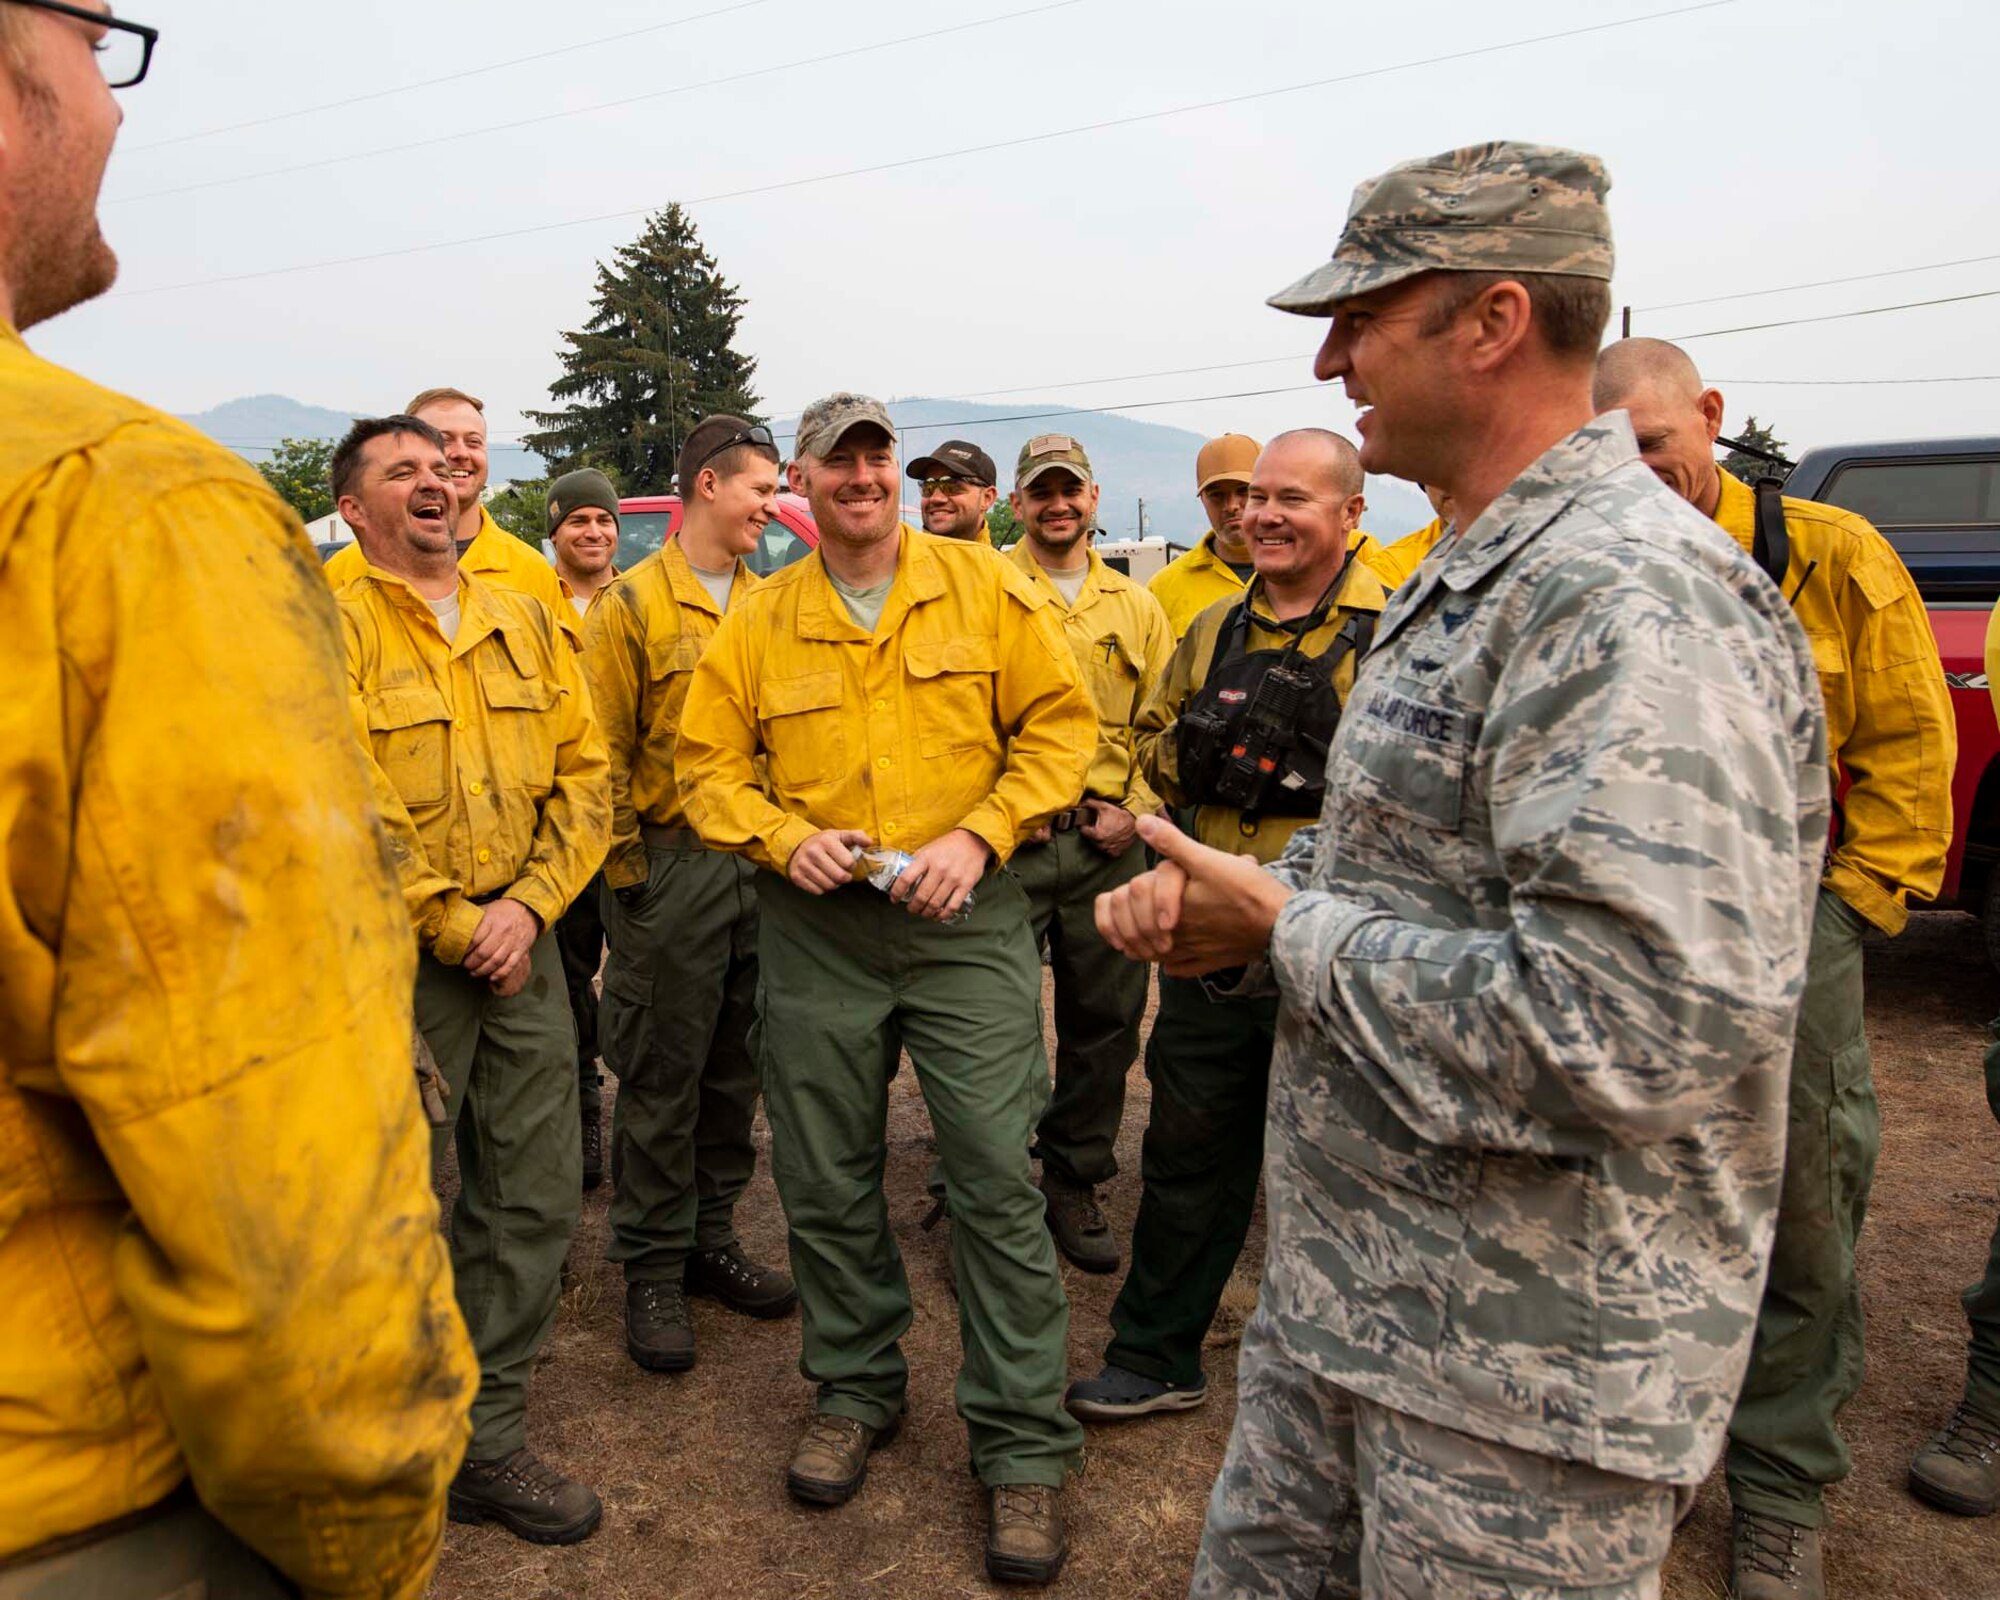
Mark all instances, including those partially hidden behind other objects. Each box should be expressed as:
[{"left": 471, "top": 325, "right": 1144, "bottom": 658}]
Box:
[
  {"left": 1959, "top": 1015, "right": 2000, "bottom": 1419},
  {"left": 1727, "top": 886, "right": 1881, "bottom": 1526},
  {"left": 1012, "top": 829, "right": 1149, "bottom": 1188},
  {"left": 1106, "top": 973, "right": 1279, "bottom": 1388},
  {"left": 599, "top": 838, "right": 759, "bottom": 1282},
  {"left": 555, "top": 870, "right": 606, "bottom": 1119},
  {"left": 419, "top": 930, "right": 581, "bottom": 1459},
  {"left": 0, "top": 1487, "right": 295, "bottom": 1600},
  {"left": 757, "top": 867, "right": 1084, "bottom": 1488}
]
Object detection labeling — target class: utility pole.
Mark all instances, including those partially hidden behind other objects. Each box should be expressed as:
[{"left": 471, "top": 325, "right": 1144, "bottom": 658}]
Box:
[
  {"left": 1137, "top": 496, "right": 1149, "bottom": 538},
  {"left": 1620, "top": 304, "right": 1632, "bottom": 339}
]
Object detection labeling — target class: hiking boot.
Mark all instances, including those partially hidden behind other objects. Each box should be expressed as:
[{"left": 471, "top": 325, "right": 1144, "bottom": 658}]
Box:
[
  {"left": 580, "top": 1101, "right": 604, "bottom": 1192},
  {"left": 1065, "top": 1363, "right": 1206, "bottom": 1421},
  {"left": 625, "top": 1279, "right": 695, "bottom": 1371},
  {"left": 1910, "top": 1401, "right": 2000, "bottom": 1516},
  {"left": 985, "top": 1483, "right": 1066, "bottom": 1585},
  {"left": 686, "top": 1242, "right": 797, "bottom": 1319},
  {"left": 1040, "top": 1171, "right": 1119, "bottom": 1274},
  {"left": 1729, "top": 1506, "right": 1823, "bottom": 1600},
  {"left": 449, "top": 1448, "right": 602, "bottom": 1544},
  {"left": 786, "top": 1411, "right": 901, "bottom": 1506}
]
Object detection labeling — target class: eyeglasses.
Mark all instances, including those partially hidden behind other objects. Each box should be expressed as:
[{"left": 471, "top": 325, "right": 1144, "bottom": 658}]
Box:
[
  {"left": 3, "top": 0, "right": 157, "bottom": 87},
  {"left": 687, "top": 423, "right": 776, "bottom": 479},
  {"left": 922, "top": 477, "right": 980, "bottom": 495}
]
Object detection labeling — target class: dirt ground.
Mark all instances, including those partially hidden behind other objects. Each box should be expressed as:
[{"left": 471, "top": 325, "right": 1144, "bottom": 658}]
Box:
[{"left": 431, "top": 911, "right": 2000, "bottom": 1599}]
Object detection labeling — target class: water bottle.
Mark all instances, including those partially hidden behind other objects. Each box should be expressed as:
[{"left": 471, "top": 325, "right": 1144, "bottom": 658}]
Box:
[{"left": 853, "top": 846, "right": 976, "bottom": 924}]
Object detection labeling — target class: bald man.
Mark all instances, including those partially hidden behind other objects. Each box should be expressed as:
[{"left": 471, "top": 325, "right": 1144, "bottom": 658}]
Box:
[{"left": 1597, "top": 339, "right": 1955, "bottom": 1600}]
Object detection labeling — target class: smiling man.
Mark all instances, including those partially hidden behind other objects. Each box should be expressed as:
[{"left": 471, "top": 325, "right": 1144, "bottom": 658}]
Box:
[
  {"left": 1066, "top": 429, "right": 1386, "bottom": 1429},
  {"left": 0, "top": 8, "right": 476, "bottom": 1595},
  {"left": 581, "top": 417, "right": 796, "bottom": 1375},
  {"left": 1094, "top": 142, "right": 1831, "bottom": 1600},
  {"left": 908, "top": 438, "right": 1000, "bottom": 543},
  {"left": 676, "top": 393, "right": 1093, "bottom": 1586},
  {"left": 325, "top": 386, "right": 580, "bottom": 642},
  {"left": 332, "top": 414, "right": 611, "bottom": 1547}
]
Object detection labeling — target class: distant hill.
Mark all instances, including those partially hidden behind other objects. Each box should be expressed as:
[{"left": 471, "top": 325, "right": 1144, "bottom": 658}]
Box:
[
  {"left": 179, "top": 393, "right": 1433, "bottom": 544},
  {"left": 773, "top": 397, "right": 1434, "bottom": 545}
]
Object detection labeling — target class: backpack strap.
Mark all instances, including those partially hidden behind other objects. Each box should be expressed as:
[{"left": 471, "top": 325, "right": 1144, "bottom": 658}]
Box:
[{"left": 1752, "top": 477, "right": 1791, "bottom": 589}]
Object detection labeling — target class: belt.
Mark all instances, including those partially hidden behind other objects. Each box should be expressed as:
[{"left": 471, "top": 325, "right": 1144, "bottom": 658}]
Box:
[
  {"left": 641, "top": 823, "right": 704, "bottom": 850},
  {"left": 1046, "top": 806, "right": 1091, "bottom": 833}
]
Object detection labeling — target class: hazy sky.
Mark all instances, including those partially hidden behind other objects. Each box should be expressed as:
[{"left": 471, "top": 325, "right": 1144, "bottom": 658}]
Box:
[{"left": 31, "top": 0, "right": 1994, "bottom": 475}]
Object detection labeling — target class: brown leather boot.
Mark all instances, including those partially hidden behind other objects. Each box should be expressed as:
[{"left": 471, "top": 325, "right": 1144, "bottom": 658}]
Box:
[
  {"left": 1040, "top": 1171, "right": 1119, "bottom": 1274},
  {"left": 985, "top": 1483, "right": 1066, "bottom": 1586},
  {"left": 1729, "top": 1506, "right": 1823, "bottom": 1600},
  {"left": 1909, "top": 1401, "right": 2000, "bottom": 1516},
  {"left": 785, "top": 1411, "right": 901, "bottom": 1506},
  {"left": 448, "top": 1448, "right": 602, "bottom": 1545}
]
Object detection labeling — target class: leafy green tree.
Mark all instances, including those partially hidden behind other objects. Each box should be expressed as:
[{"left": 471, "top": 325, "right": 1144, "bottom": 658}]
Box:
[
  {"left": 1722, "top": 415, "right": 1790, "bottom": 485},
  {"left": 523, "top": 204, "right": 759, "bottom": 494},
  {"left": 987, "top": 499, "right": 1025, "bottom": 549},
  {"left": 257, "top": 436, "right": 335, "bottom": 523},
  {"left": 485, "top": 478, "right": 550, "bottom": 547}
]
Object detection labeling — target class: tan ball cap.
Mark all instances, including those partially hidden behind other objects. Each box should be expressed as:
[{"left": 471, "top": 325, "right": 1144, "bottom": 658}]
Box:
[{"left": 1195, "top": 433, "right": 1262, "bottom": 493}]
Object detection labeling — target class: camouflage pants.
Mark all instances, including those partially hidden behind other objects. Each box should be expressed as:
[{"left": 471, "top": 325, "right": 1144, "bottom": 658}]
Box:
[
  {"left": 1959, "top": 1015, "right": 2000, "bottom": 1418},
  {"left": 1192, "top": 1308, "right": 1684, "bottom": 1600}
]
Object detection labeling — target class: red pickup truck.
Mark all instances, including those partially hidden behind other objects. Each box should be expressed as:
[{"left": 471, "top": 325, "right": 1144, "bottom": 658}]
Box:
[{"left": 1780, "top": 438, "right": 1999, "bottom": 970}]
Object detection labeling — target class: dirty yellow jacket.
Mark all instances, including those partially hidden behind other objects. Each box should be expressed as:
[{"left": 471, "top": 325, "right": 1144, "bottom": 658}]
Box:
[
  {"left": 337, "top": 567, "right": 611, "bottom": 963},
  {"left": 326, "top": 506, "right": 582, "bottom": 644},
  {"left": 1006, "top": 540, "right": 1174, "bottom": 813},
  {"left": 1149, "top": 527, "right": 1380, "bottom": 640},
  {"left": 1714, "top": 470, "right": 1954, "bottom": 933},
  {"left": 582, "top": 540, "right": 760, "bottom": 890},
  {"left": 678, "top": 527, "right": 1094, "bottom": 873},
  {"left": 1137, "top": 557, "right": 1390, "bottom": 863},
  {"left": 0, "top": 325, "right": 475, "bottom": 1594},
  {"left": 1363, "top": 514, "right": 1448, "bottom": 591}
]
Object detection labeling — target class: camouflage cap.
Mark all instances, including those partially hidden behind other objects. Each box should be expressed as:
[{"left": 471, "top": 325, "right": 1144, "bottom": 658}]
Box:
[
  {"left": 1267, "top": 140, "right": 1613, "bottom": 316},
  {"left": 795, "top": 392, "right": 896, "bottom": 458},
  {"left": 1015, "top": 433, "right": 1094, "bottom": 489}
]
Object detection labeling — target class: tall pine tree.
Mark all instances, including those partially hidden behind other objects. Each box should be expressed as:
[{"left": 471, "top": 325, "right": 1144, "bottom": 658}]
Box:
[{"left": 522, "top": 204, "right": 759, "bottom": 492}]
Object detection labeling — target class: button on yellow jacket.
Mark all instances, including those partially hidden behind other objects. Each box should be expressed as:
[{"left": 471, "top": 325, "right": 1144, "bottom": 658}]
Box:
[
  {"left": 677, "top": 527, "right": 1094, "bottom": 873},
  {"left": 1137, "top": 557, "right": 1389, "bottom": 863},
  {"left": 1005, "top": 540, "right": 1173, "bottom": 813},
  {"left": 1149, "top": 527, "right": 1381, "bottom": 640},
  {"left": 326, "top": 505, "right": 582, "bottom": 644},
  {"left": 581, "top": 539, "right": 761, "bottom": 890},
  {"left": 0, "top": 326, "right": 475, "bottom": 1594},
  {"left": 336, "top": 567, "right": 611, "bottom": 963},
  {"left": 1713, "top": 470, "right": 1954, "bottom": 934}
]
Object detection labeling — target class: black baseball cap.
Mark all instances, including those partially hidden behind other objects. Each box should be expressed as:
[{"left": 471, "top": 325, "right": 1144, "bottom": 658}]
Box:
[{"left": 906, "top": 440, "right": 996, "bottom": 488}]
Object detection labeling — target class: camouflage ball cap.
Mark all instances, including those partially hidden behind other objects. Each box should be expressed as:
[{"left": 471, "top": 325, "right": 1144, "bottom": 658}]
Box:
[
  {"left": 1015, "top": 433, "right": 1094, "bottom": 488},
  {"left": 795, "top": 392, "right": 897, "bottom": 458},
  {"left": 1267, "top": 140, "right": 1613, "bottom": 316}
]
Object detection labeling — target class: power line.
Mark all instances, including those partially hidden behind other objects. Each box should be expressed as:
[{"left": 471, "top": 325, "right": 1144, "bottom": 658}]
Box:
[
  {"left": 123, "top": 0, "right": 775, "bottom": 153},
  {"left": 106, "top": 0, "right": 1087, "bottom": 207},
  {"left": 1706, "top": 373, "right": 2000, "bottom": 386},
  {"left": 1635, "top": 250, "right": 2000, "bottom": 314},
  {"left": 1664, "top": 288, "right": 2000, "bottom": 342},
  {"left": 111, "top": 0, "right": 1729, "bottom": 300}
]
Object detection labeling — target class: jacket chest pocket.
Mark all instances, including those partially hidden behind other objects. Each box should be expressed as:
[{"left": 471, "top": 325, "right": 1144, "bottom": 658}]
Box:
[
  {"left": 1082, "top": 628, "right": 1144, "bottom": 723},
  {"left": 365, "top": 686, "right": 452, "bottom": 807},
  {"left": 1338, "top": 676, "right": 1479, "bottom": 833},
  {"left": 480, "top": 669, "right": 560, "bottom": 797},
  {"left": 762, "top": 669, "right": 846, "bottom": 787},
  {"left": 904, "top": 635, "right": 998, "bottom": 756},
  {"left": 646, "top": 631, "right": 707, "bottom": 684}
]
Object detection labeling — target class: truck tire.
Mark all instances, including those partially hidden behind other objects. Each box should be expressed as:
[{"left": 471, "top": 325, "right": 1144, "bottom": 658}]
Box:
[{"left": 1986, "top": 868, "right": 2000, "bottom": 979}]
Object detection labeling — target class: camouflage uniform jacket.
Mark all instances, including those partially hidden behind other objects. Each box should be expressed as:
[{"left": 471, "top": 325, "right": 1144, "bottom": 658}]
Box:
[{"left": 1257, "top": 415, "right": 1830, "bottom": 1485}]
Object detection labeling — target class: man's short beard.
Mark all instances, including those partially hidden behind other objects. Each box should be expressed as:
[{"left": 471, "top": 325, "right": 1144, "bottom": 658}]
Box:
[{"left": 7, "top": 66, "right": 118, "bottom": 330}]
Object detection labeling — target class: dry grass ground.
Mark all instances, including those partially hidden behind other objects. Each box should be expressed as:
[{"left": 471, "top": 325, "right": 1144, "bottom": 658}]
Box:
[{"left": 432, "top": 911, "right": 2000, "bottom": 1599}]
